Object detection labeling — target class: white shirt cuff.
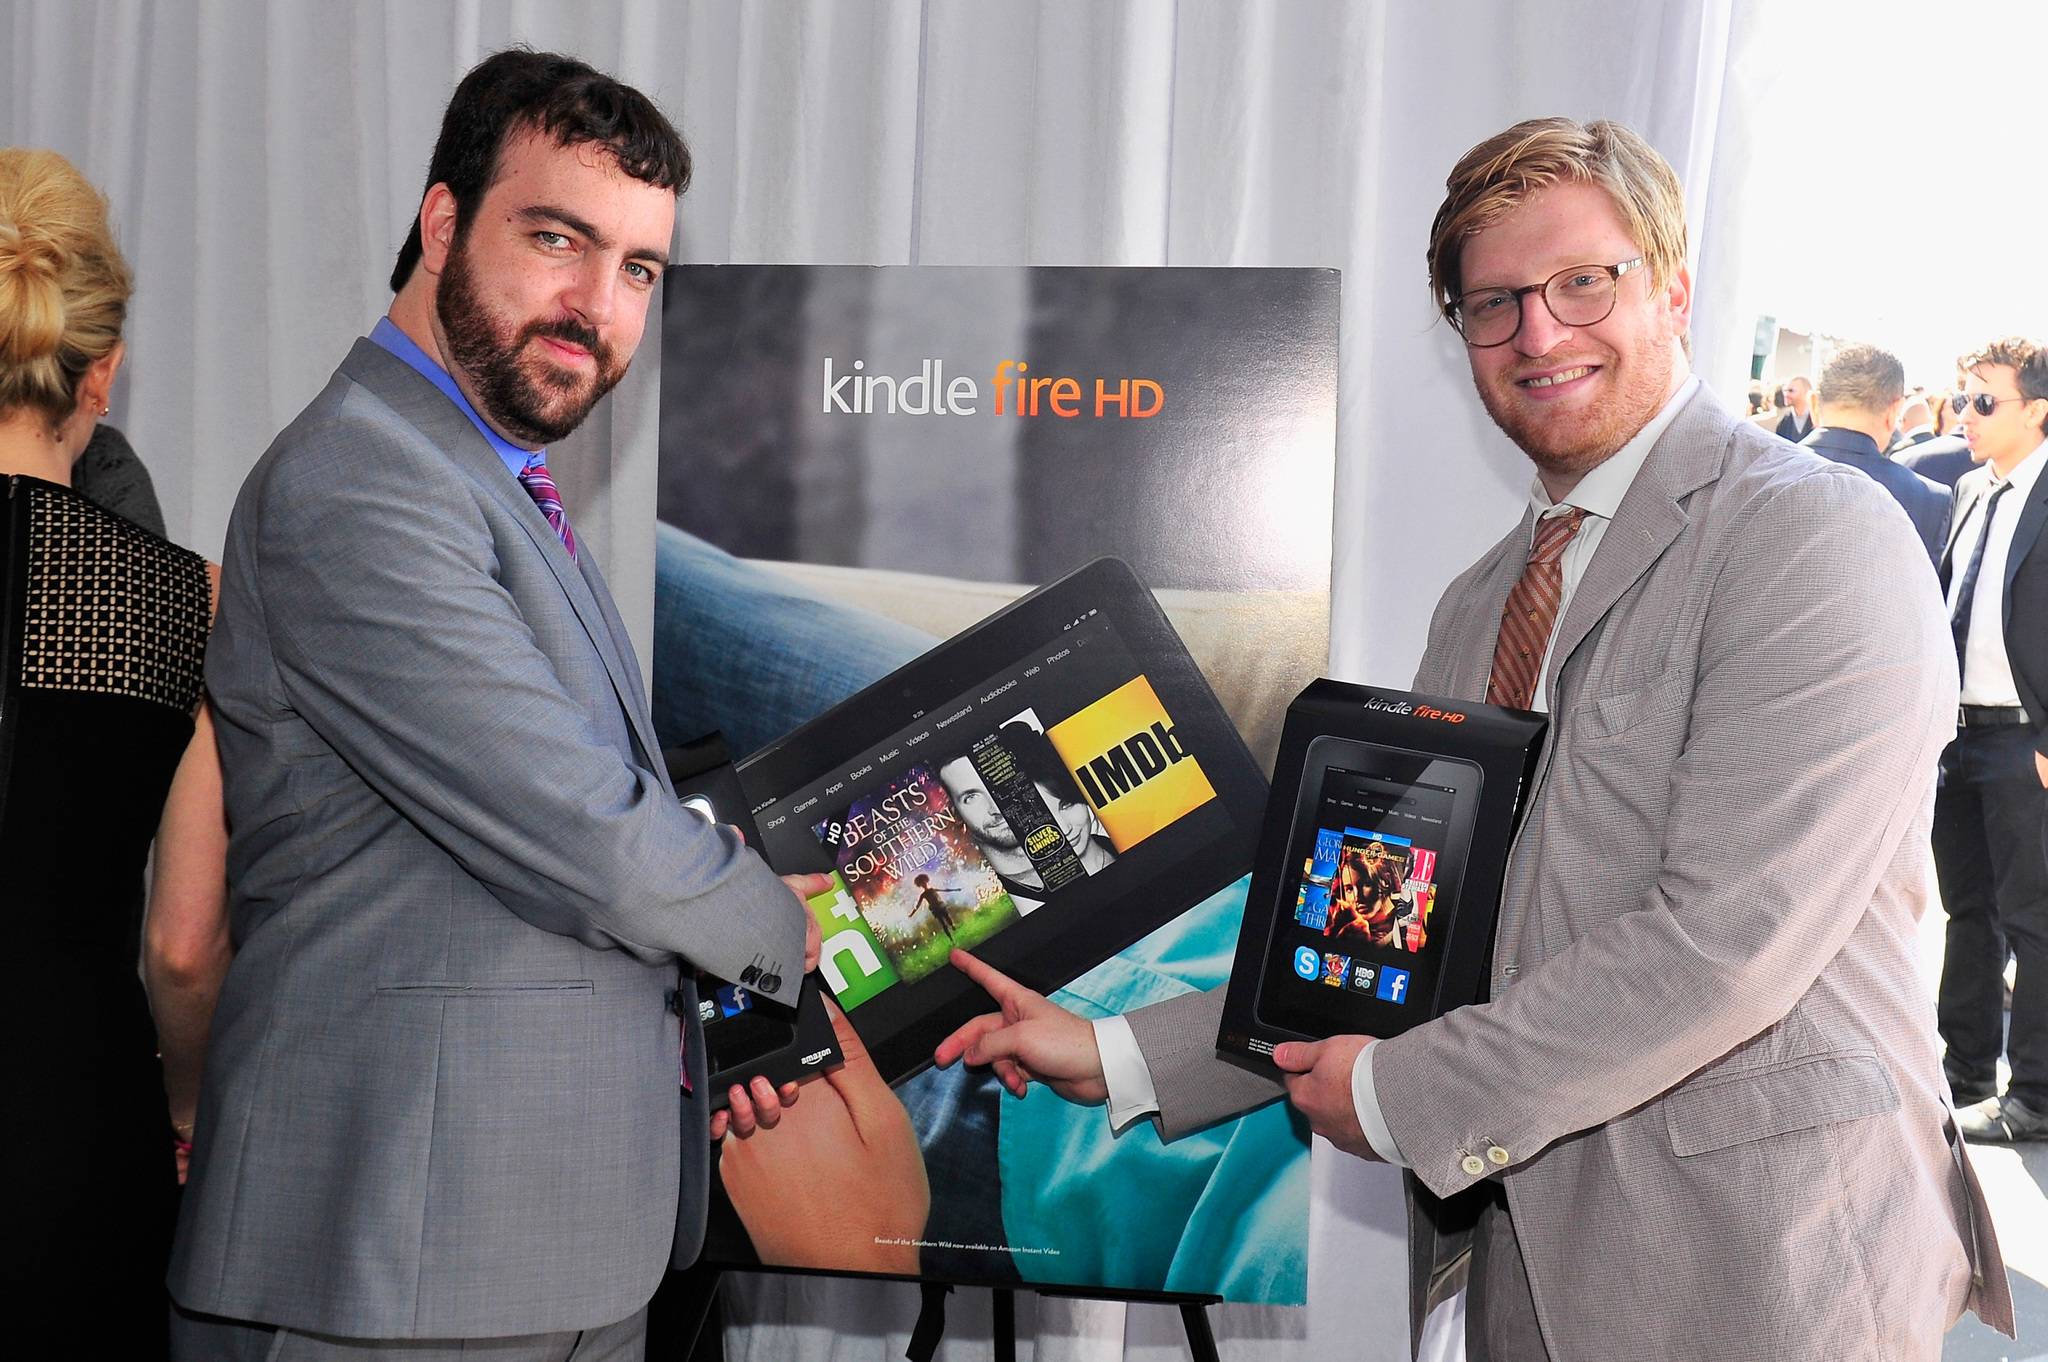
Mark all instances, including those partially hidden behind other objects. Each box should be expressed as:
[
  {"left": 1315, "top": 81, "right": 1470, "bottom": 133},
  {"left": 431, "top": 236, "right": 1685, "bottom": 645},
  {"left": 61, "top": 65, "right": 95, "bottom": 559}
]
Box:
[
  {"left": 1092, "top": 1014, "right": 1161, "bottom": 1133},
  {"left": 1352, "top": 1039, "right": 1409, "bottom": 1167}
]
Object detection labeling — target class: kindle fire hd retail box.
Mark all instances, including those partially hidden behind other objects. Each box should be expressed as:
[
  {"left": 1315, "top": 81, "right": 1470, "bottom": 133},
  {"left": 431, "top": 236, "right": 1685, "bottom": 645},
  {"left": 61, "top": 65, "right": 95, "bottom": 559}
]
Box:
[{"left": 1218, "top": 680, "right": 1546, "bottom": 1073}]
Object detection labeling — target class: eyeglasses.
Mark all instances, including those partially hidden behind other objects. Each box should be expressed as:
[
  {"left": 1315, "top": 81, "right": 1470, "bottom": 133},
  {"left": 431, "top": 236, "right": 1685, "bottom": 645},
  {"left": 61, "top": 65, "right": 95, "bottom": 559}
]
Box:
[
  {"left": 1446, "top": 259, "right": 1645, "bottom": 348},
  {"left": 1951, "top": 392, "right": 2028, "bottom": 417}
]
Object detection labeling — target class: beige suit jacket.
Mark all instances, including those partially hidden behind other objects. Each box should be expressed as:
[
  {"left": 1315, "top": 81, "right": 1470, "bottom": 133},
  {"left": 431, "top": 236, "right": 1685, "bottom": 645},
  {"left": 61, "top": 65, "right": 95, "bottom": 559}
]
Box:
[{"left": 1129, "top": 385, "right": 2011, "bottom": 1357}]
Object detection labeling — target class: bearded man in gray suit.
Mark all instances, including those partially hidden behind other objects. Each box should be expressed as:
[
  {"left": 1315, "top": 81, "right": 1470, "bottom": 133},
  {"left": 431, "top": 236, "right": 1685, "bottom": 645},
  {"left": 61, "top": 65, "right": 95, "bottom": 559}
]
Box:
[
  {"left": 170, "top": 53, "right": 821, "bottom": 1361},
  {"left": 936, "top": 119, "right": 2012, "bottom": 1359}
]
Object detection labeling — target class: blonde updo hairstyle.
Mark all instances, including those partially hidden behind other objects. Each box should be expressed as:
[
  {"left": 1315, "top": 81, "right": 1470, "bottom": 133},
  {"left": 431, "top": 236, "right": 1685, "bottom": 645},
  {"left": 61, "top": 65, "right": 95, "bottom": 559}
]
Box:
[{"left": 0, "top": 148, "right": 132, "bottom": 434}]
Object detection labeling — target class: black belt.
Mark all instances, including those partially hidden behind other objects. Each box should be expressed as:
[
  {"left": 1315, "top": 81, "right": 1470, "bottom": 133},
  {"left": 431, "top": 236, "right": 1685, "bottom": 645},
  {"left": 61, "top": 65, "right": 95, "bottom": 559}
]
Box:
[{"left": 1958, "top": 705, "right": 2030, "bottom": 728}]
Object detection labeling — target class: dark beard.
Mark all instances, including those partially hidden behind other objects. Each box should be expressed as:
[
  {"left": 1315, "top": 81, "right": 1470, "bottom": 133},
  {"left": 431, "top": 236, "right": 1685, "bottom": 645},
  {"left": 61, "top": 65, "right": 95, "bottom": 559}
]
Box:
[{"left": 436, "top": 236, "right": 627, "bottom": 446}]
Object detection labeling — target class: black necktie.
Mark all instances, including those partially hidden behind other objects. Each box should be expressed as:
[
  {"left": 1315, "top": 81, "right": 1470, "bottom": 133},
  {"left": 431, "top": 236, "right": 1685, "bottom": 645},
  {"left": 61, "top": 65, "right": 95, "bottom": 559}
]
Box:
[{"left": 1949, "top": 481, "right": 2012, "bottom": 666}]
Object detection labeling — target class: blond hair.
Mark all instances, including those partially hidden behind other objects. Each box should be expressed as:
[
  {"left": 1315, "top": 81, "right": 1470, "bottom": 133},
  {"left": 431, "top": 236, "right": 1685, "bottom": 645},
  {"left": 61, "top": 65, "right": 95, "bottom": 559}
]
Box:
[
  {"left": 0, "top": 148, "right": 132, "bottom": 431},
  {"left": 1427, "top": 118, "right": 1688, "bottom": 315}
]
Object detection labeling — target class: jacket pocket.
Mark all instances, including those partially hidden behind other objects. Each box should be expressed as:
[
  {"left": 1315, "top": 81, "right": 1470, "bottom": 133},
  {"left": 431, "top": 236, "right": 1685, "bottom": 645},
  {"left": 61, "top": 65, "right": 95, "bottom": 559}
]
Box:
[
  {"left": 1575, "top": 668, "right": 1690, "bottom": 740},
  {"left": 1665, "top": 1051, "right": 1899, "bottom": 1157},
  {"left": 375, "top": 979, "right": 595, "bottom": 997}
]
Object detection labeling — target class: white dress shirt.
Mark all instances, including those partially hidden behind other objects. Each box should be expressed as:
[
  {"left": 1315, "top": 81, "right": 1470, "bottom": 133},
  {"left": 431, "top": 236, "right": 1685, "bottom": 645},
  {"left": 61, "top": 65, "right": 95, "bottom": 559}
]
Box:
[
  {"left": 1095, "top": 375, "right": 1702, "bottom": 1157},
  {"left": 1948, "top": 437, "right": 2046, "bottom": 708}
]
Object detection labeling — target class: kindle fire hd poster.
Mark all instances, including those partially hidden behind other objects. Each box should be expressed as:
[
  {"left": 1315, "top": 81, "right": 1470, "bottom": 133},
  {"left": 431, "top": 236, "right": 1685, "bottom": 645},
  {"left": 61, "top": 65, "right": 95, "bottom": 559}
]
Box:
[{"left": 654, "top": 266, "right": 1337, "bottom": 1301}]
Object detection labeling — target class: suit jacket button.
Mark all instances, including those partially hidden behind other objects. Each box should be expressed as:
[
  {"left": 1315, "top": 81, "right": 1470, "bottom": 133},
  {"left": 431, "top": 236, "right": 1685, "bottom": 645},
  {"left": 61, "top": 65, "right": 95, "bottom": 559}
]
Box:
[
  {"left": 1487, "top": 1146, "right": 1510, "bottom": 1166},
  {"left": 1462, "top": 1155, "right": 1486, "bottom": 1177}
]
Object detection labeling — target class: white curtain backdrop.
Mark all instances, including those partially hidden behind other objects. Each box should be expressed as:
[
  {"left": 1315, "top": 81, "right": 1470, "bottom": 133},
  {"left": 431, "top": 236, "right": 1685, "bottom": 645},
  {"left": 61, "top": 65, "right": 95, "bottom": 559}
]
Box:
[{"left": 4, "top": 2, "right": 1746, "bottom": 1357}]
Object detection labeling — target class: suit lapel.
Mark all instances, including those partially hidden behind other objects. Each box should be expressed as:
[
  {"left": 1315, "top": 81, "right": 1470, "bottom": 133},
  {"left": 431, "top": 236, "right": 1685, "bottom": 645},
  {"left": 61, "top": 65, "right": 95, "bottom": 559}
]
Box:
[
  {"left": 1541, "top": 386, "right": 1729, "bottom": 705},
  {"left": 338, "top": 339, "right": 664, "bottom": 771},
  {"left": 2003, "top": 469, "right": 2048, "bottom": 626},
  {"left": 576, "top": 549, "right": 667, "bottom": 785},
  {"left": 1483, "top": 389, "right": 1730, "bottom": 974},
  {"left": 1944, "top": 470, "right": 1989, "bottom": 576}
]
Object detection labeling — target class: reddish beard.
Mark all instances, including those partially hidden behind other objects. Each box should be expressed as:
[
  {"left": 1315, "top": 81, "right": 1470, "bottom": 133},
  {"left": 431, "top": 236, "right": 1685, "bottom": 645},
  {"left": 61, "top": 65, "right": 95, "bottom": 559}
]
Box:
[
  {"left": 1476, "top": 343, "right": 1675, "bottom": 481},
  {"left": 436, "top": 234, "right": 627, "bottom": 446}
]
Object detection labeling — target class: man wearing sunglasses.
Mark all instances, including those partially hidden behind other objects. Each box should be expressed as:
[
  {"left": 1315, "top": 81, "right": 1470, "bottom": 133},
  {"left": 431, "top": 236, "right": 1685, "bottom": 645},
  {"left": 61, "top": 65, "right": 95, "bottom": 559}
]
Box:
[
  {"left": 935, "top": 117, "right": 2010, "bottom": 1358},
  {"left": 1933, "top": 337, "right": 2048, "bottom": 1144}
]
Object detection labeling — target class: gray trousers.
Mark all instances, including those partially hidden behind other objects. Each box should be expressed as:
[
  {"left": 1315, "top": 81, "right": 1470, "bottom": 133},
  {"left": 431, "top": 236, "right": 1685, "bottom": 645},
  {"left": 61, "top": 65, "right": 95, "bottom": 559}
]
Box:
[
  {"left": 1466, "top": 1192, "right": 1549, "bottom": 1362},
  {"left": 169, "top": 1305, "right": 648, "bottom": 1362}
]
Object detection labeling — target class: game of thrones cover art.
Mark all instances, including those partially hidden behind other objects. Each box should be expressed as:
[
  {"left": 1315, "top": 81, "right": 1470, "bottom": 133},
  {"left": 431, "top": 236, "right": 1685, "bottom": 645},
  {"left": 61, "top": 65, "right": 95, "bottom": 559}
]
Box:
[{"left": 812, "top": 766, "right": 1021, "bottom": 985}]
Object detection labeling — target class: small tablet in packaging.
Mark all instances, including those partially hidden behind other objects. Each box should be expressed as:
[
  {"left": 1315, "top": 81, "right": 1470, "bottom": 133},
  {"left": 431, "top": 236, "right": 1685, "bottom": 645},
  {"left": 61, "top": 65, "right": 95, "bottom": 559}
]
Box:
[{"left": 1217, "top": 681, "right": 1545, "bottom": 1072}]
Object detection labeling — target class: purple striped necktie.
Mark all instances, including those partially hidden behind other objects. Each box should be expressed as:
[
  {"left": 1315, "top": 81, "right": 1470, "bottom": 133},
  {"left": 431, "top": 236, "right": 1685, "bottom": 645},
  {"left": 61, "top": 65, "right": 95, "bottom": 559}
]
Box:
[{"left": 517, "top": 455, "right": 578, "bottom": 561}]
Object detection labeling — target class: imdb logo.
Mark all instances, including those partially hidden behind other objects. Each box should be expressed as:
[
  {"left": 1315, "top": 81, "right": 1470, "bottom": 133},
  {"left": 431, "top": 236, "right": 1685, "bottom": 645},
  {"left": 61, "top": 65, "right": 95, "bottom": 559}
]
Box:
[{"left": 1046, "top": 676, "right": 1216, "bottom": 852}]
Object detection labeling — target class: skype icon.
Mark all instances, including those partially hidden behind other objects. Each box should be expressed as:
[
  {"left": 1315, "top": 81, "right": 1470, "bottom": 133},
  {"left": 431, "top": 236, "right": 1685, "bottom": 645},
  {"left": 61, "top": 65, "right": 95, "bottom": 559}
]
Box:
[{"left": 1293, "top": 945, "right": 1321, "bottom": 980}]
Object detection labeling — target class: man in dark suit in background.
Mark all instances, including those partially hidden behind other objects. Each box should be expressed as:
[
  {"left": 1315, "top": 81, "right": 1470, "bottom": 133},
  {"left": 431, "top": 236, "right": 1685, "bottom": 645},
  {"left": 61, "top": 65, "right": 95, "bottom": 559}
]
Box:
[
  {"left": 1905, "top": 393, "right": 1988, "bottom": 488},
  {"left": 1803, "top": 343, "right": 1952, "bottom": 564},
  {"left": 1776, "top": 372, "right": 1816, "bottom": 441},
  {"left": 1936, "top": 335, "right": 2048, "bottom": 1143},
  {"left": 1893, "top": 393, "right": 1939, "bottom": 450}
]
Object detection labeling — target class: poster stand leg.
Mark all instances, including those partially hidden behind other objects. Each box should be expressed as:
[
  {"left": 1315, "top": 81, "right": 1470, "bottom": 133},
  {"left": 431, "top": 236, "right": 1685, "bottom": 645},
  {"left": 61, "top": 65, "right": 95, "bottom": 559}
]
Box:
[
  {"left": 647, "top": 1263, "right": 725, "bottom": 1360},
  {"left": 1178, "top": 1300, "right": 1221, "bottom": 1362},
  {"left": 993, "top": 1288, "right": 1016, "bottom": 1362},
  {"left": 1005, "top": 1288, "right": 1224, "bottom": 1362},
  {"left": 657, "top": 1269, "right": 1221, "bottom": 1362},
  {"left": 905, "top": 1282, "right": 953, "bottom": 1362}
]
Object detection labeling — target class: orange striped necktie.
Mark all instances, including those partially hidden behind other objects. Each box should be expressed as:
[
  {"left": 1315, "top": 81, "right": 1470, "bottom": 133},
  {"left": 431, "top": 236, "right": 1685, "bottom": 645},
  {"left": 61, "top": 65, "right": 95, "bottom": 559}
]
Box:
[{"left": 1486, "top": 506, "right": 1590, "bottom": 712}]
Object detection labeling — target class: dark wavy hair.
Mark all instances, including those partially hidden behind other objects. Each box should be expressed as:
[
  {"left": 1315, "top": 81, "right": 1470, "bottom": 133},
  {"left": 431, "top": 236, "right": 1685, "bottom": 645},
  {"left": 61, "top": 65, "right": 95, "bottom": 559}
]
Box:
[
  {"left": 1960, "top": 336, "right": 2048, "bottom": 433},
  {"left": 390, "top": 48, "right": 689, "bottom": 293}
]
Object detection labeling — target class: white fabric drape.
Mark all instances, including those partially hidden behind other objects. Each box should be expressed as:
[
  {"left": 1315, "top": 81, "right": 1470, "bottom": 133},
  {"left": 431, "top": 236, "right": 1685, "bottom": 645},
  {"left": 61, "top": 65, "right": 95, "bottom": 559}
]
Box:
[{"left": 4, "top": 3, "right": 1741, "bottom": 1357}]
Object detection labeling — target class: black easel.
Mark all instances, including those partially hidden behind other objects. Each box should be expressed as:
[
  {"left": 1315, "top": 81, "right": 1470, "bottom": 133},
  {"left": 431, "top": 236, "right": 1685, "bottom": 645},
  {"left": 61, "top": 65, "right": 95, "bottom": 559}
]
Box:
[
  {"left": 873, "top": 1281, "right": 1226, "bottom": 1362},
  {"left": 650, "top": 1267, "right": 1223, "bottom": 1362},
  {"left": 1002, "top": 1286, "right": 1223, "bottom": 1362},
  {"left": 647, "top": 1262, "right": 727, "bottom": 1360}
]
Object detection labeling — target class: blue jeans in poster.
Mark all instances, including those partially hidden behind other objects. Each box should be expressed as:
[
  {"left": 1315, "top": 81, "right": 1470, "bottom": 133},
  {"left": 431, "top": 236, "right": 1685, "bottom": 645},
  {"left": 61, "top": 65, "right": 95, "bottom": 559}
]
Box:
[{"left": 650, "top": 522, "right": 1309, "bottom": 1303}]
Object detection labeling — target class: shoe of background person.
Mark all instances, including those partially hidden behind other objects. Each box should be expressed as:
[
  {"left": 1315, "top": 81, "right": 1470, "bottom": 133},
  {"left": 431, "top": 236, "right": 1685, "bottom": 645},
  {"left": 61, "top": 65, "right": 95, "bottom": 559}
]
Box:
[{"left": 1955, "top": 1094, "right": 2048, "bottom": 1143}]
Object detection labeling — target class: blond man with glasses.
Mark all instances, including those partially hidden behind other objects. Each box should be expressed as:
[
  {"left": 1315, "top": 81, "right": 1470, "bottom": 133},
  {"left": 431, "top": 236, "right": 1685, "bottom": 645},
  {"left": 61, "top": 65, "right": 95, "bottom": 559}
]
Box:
[{"left": 935, "top": 118, "right": 2012, "bottom": 1359}]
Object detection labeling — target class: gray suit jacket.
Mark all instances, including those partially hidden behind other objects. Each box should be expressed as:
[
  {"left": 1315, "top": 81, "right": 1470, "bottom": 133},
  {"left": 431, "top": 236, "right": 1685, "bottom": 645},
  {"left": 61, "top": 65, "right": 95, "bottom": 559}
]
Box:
[
  {"left": 170, "top": 339, "right": 806, "bottom": 1338},
  {"left": 1129, "top": 386, "right": 2011, "bottom": 1357}
]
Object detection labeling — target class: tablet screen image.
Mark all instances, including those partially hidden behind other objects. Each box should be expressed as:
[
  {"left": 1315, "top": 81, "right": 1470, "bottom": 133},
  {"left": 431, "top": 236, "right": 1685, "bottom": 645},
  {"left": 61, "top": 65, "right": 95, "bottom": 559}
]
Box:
[
  {"left": 1252, "top": 745, "right": 1481, "bottom": 1041},
  {"left": 813, "top": 765, "right": 1024, "bottom": 986},
  {"left": 740, "top": 558, "right": 1267, "bottom": 1083},
  {"left": 767, "top": 617, "right": 1216, "bottom": 1016}
]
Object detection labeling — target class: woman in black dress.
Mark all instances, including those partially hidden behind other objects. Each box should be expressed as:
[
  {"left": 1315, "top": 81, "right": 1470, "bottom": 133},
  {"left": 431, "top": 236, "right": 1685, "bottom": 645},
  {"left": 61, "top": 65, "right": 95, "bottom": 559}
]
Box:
[{"left": 2, "top": 147, "right": 230, "bottom": 1359}]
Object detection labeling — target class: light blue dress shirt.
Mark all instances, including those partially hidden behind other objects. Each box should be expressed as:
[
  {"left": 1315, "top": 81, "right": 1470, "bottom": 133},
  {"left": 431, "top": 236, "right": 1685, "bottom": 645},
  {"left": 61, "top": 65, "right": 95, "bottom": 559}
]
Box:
[{"left": 369, "top": 317, "right": 538, "bottom": 480}]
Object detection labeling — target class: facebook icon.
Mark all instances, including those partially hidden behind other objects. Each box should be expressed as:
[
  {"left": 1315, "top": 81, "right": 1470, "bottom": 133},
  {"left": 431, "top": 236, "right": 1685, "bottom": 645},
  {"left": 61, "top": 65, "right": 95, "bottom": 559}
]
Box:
[{"left": 1376, "top": 966, "right": 1411, "bottom": 1004}]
